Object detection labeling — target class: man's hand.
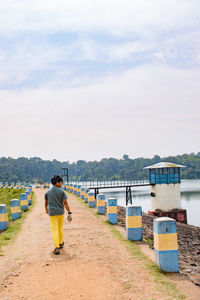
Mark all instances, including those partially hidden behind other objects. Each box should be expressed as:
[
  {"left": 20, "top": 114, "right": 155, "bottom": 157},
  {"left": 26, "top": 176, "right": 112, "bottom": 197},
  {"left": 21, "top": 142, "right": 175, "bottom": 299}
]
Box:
[{"left": 67, "top": 213, "right": 72, "bottom": 222}]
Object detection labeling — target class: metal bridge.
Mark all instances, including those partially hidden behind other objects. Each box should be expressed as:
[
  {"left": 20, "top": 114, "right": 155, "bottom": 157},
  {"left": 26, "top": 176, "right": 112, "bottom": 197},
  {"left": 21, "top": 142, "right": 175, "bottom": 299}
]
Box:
[{"left": 70, "top": 180, "right": 151, "bottom": 205}]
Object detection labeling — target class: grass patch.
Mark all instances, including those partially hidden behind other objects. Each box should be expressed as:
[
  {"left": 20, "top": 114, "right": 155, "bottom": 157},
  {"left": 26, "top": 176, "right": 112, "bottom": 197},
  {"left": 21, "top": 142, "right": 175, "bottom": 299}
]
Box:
[
  {"left": 73, "top": 193, "right": 185, "bottom": 300},
  {"left": 0, "top": 191, "right": 36, "bottom": 254},
  {"left": 0, "top": 188, "right": 25, "bottom": 221},
  {"left": 146, "top": 237, "right": 154, "bottom": 249}
]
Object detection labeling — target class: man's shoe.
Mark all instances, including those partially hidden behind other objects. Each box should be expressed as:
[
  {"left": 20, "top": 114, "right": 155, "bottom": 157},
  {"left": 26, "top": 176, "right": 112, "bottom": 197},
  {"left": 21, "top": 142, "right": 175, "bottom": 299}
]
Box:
[
  {"left": 53, "top": 247, "right": 60, "bottom": 255},
  {"left": 59, "top": 242, "right": 64, "bottom": 249}
]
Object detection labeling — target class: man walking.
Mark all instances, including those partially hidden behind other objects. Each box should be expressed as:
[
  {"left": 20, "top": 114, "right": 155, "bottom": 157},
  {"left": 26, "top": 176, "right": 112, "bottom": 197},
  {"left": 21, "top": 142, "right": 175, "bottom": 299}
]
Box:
[{"left": 44, "top": 175, "right": 72, "bottom": 255}]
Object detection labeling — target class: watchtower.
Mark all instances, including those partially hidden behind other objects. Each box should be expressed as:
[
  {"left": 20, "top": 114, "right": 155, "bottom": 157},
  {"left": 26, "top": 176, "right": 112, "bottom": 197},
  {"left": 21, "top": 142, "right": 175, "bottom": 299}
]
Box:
[{"left": 144, "top": 162, "right": 187, "bottom": 223}]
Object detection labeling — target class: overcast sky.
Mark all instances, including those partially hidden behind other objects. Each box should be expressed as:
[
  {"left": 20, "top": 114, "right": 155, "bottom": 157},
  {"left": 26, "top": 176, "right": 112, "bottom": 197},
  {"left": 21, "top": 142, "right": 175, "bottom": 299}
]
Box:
[{"left": 0, "top": 0, "right": 200, "bottom": 162}]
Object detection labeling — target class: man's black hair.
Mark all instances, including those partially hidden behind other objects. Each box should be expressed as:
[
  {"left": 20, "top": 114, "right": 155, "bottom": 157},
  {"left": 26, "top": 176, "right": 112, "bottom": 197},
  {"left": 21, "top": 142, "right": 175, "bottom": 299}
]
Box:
[{"left": 51, "top": 175, "right": 63, "bottom": 185}]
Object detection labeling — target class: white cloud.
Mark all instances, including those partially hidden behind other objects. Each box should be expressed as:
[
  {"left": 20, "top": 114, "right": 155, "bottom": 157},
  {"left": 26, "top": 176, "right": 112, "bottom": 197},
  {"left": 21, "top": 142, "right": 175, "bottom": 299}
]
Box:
[
  {"left": 0, "top": 64, "right": 199, "bottom": 161},
  {"left": 0, "top": 0, "right": 199, "bottom": 35},
  {"left": 0, "top": 0, "right": 199, "bottom": 88}
]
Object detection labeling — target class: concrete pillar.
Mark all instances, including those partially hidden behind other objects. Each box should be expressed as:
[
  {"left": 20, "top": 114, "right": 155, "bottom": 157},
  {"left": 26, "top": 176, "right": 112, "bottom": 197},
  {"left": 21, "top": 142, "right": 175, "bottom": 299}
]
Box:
[
  {"left": 70, "top": 185, "right": 74, "bottom": 193},
  {"left": 153, "top": 217, "right": 179, "bottom": 272},
  {"left": 73, "top": 185, "right": 77, "bottom": 195},
  {"left": 77, "top": 185, "right": 82, "bottom": 197},
  {"left": 80, "top": 188, "right": 85, "bottom": 200},
  {"left": 126, "top": 206, "right": 142, "bottom": 241},
  {"left": 97, "top": 194, "right": 105, "bottom": 215},
  {"left": 20, "top": 193, "right": 28, "bottom": 211},
  {"left": 0, "top": 204, "right": 9, "bottom": 231},
  {"left": 84, "top": 190, "right": 89, "bottom": 203},
  {"left": 107, "top": 198, "right": 117, "bottom": 224},
  {"left": 25, "top": 189, "right": 32, "bottom": 205},
  {"left": 88, "top": 192, "right": 95, "bottom": 208},
  {"left": 10, "top": 199, "right": 21, "bottom": 221}
]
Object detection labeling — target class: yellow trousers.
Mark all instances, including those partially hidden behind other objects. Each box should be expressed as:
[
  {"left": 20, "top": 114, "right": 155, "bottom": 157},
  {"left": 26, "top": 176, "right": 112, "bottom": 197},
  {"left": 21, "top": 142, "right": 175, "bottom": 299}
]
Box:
[{"left": 49, "top": 215, "right": 64, "bottom": 248}]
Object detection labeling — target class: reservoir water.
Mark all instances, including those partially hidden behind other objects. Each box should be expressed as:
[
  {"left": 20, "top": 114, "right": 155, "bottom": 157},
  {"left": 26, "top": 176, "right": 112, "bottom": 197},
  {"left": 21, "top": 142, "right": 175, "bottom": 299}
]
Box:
[{"left": 102, "top": 179, "right": 200, "bottom": 227}]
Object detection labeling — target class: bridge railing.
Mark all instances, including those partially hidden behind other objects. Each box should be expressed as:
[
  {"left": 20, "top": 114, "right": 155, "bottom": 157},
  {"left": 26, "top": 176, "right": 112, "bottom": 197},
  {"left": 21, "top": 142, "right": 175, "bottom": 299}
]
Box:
[{"left": 69, "top": 179, "right": 149, "bottom": 188}]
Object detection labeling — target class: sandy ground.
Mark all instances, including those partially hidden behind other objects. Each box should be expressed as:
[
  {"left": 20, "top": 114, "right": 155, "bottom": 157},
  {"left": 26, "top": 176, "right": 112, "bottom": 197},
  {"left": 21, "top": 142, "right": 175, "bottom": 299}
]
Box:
[{"left": 0, "top": 189, "right": 199, "bottom": 300}]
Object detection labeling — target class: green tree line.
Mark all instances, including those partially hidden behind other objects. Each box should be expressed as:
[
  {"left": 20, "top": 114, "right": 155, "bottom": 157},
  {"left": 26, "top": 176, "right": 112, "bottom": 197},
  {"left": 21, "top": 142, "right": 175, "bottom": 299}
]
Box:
[{"left": 0, "top": 153, "right": 200, "bottom": 183}]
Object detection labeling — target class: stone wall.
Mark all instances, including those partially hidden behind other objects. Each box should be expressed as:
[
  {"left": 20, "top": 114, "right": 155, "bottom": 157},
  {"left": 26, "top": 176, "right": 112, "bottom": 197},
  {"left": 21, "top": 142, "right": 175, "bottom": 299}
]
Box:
[{"left": 117, "top": 206, "right": 200, "bottom": 286}]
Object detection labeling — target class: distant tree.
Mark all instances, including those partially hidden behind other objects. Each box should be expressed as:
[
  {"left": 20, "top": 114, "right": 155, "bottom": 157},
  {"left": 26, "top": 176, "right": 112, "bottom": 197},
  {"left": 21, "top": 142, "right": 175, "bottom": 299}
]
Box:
[
  {"left": 123, "top": 154, "right": 129, "bottom": 160},
  {"left": 0, "top": 152, "right": 200, "bottom": 182}
]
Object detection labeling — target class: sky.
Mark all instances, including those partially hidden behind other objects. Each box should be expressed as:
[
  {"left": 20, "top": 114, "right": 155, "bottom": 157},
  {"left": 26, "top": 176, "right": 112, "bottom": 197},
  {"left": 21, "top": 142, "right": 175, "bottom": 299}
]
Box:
[{"left": 0, "top": 0, "right": 200, "bottom": 162}]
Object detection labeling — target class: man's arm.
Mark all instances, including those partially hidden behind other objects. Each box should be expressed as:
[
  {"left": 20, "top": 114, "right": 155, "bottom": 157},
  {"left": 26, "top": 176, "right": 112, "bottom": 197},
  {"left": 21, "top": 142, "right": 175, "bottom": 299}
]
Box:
[
  {"left": 63, "top": 199, "right": 72, "bottom": 221},
  {"left": 63, "top": 199, "right": 71, "bottom": 213},
  {"left": 45, "top": 198, "right": 48, "bottom": 214}
]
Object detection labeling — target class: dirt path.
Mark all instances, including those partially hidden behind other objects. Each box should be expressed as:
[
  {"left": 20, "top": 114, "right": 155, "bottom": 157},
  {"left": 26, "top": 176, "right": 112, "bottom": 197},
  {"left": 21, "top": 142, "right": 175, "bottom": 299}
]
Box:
[{"left": 0, "top": 189, "right": 199, "bottom": 300}]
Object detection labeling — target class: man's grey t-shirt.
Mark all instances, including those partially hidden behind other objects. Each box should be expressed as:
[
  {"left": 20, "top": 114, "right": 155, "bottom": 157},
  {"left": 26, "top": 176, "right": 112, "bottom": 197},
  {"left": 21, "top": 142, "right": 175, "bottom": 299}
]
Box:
[{"left": 44, "top": 187, "right": 68, "bottom": 216}]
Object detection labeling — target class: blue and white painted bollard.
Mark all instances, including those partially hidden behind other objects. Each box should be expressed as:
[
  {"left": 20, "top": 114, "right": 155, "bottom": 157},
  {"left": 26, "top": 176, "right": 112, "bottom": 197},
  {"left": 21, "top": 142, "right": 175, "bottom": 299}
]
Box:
[
  {"left": 107, "top": 198, "right": 117, "bottom": 224},
  {"left": 20, "top": 193, "right": 28, "bottom": 211},
  {"left": 10, "top": 199, "right": 21, "bottom": 221},
  {"left": 0, "top": 204, "right": 9, "bottom": 231},
  {"left": 97, "top": 194, "right": 105, "bottom": 215},
  {"left": 153, "top": 217, "right": 179, "bottom": 272},
  {"left": 126, "top": 206, "right": 142, "bottom": 241},
  {"left": 88, "top": 192, "right": 95, "bottom": 208}
]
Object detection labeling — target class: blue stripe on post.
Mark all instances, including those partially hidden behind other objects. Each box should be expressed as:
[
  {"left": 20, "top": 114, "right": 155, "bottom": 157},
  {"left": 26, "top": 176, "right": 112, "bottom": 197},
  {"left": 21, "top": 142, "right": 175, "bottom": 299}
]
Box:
[
  {"left": 153, "top": 219, "right": 177, "bottom": 234},
  {"left": 126, "top": 228, "right": 142, "bottom": 241},
  {"left": 98, "top": 207, "right": 105, "bottom": 214},
  {"left": 107, "top": 199, "right": 117, "bottom": 206},
  {"left": 97, "top": 194, "right": 105, "bottom": 200},
  {"left": 108, "top": 213, "right": 117, "bottom": 224},
  {"left": 154, "top": 249, "right": 179, "bottom": 272},
  {"left": 127, "top": 206, "right": 142, "bottom": 217}
]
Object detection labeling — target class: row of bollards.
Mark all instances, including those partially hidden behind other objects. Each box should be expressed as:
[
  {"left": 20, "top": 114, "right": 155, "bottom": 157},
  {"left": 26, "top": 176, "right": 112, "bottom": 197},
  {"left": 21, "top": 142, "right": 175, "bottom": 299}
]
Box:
[
  {"left": 66, "top": 183, "right": 179, "bottom": 273},
  {"left": 0, "top": 186, "right": 32, "bottom": 232}
]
